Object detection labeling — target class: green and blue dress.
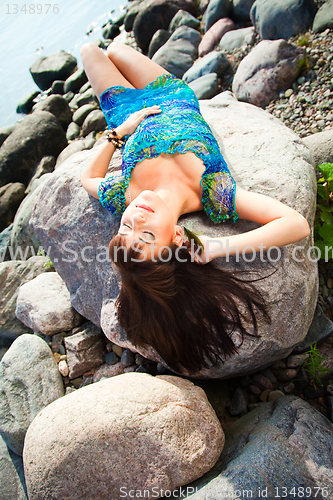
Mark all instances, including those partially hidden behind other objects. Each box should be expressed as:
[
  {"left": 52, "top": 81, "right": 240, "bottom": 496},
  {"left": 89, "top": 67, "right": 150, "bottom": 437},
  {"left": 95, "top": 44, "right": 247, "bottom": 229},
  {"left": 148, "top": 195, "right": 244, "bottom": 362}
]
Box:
[{"left": 98, "top": 73, "right": 238, "bottom": 224}]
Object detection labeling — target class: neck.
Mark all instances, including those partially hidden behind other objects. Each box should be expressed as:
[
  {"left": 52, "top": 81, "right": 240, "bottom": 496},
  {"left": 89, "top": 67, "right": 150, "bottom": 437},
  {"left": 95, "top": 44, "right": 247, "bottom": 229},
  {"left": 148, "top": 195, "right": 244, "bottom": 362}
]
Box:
[
  {"left": 129, "top": 169, "right": 203, "bottom": 220},
  {"left": 154, "top": 185, "right": 189, "bottom": 222}
]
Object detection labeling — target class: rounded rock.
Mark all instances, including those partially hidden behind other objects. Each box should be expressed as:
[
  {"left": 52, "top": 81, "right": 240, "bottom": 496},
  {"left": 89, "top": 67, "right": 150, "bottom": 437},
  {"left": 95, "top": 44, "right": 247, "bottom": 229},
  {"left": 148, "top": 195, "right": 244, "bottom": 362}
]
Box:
[
  {"left": 58, "top": 359, "right": 69, "bottom": 377},
  {"left": 23, "top": 373, "right": 224, "bottom": 499},
  {"left": 268, "top": 390, "right": 285, "bottom": 402},
  {"left": 15, "top": 272, "right": 82, "bottom": 335}
]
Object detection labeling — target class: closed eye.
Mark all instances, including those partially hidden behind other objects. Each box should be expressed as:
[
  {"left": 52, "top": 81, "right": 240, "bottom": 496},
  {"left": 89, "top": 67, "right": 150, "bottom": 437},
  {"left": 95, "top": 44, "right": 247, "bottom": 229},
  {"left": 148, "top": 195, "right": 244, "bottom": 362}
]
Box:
[
  {"left": 118, "top": 223, "right": 131, "bottom": 235},
  {"left": 140, "top": 231, "right": 155, "bottom": 242}
]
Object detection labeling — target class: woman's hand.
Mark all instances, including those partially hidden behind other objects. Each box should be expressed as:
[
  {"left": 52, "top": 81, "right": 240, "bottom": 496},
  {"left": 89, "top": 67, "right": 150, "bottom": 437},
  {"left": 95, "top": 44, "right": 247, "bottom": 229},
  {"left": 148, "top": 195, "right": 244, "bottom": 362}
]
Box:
[
  {"left": 116, "top": 105, "right": 161, "bottom": 137},
  {"left": 184, "top": 235, "right": 221, "bottom": 264}
]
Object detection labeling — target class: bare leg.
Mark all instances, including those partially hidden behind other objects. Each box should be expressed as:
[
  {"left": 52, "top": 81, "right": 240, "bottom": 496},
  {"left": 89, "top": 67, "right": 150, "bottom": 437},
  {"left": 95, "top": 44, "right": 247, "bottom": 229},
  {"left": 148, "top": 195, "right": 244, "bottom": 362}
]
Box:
[
  {"left": 106, "top": 42, "right": 169, "bottom": 89},
  {"left": 80, "top": 43, "right": 135, "bottom": 100}
]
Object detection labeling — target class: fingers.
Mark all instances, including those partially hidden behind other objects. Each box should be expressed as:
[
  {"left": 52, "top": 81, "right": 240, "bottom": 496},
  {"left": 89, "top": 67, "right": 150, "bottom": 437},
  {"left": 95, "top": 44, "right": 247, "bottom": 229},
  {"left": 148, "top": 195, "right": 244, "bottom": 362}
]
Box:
[
  {"left": 184, "top": 240, "right": 205, "bottom": 264},
  {"left": 139, "top": 105, "right": 161, "bottom": 119}
]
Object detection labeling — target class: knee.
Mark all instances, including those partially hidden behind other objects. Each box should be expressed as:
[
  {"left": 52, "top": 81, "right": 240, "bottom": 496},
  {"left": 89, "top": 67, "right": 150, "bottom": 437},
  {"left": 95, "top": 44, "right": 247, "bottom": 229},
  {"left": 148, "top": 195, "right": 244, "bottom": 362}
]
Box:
[
  {"left": 106, "top": 42, "right": 122, "bottom": 60},
  {"left": 80, "top": 43, "right": 98, "bottom": 60}
]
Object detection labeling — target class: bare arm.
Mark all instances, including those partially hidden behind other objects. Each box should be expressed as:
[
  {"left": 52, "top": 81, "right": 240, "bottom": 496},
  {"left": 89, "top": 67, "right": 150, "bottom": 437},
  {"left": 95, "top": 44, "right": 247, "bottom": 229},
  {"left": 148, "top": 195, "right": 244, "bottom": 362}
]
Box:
[
  {"left": 81, "top": 139, "right": 117, "bottom": 199},
  {"left": 81, "top": 105, "right": 161, "bottom": 199},
  {"left": 187, "top": 184, "right": 311, "bottom": 263}
]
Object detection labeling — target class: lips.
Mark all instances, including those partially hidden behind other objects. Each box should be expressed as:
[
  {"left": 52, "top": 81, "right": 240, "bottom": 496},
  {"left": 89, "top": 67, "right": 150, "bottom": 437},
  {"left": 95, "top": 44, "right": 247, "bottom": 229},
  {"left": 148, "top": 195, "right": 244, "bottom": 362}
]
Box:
[{"left": 136, "top": 204, "right": 154, "bottom": 213}]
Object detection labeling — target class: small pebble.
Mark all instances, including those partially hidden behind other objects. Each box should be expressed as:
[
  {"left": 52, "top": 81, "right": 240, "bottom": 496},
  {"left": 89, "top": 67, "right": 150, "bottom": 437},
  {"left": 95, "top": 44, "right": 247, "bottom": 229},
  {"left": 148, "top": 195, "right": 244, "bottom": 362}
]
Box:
[
  {"left": 260, "top": 389, "right": 271, "bottom": 402},
  {"left": 121, "top": 349, "right": 135, "bottom": 367},
  {"left": 51, "top": 333, "right": 63, "bottom": 353},
  {"left": 53, "top": 352, "right": 61, "bottom": 363},
  {"left": 124, "top": 366, "right": 137, "bottom": 373},
  {"left": 249, "top": 384, "right": 261, "bottom": 395},
  {"left": 58, "top": 359, "right": 69, "bottom": 377},
  {"left": 259, "top": 368, "right": 277, "bottom": 384},
  {"left": 59, "top": 344, "right": 66, "bottom": 355},
  {"left": 268, "top": 390, "right": 285, "bottom": 402},
  {"left": 112, "top": 344, "right": 124, "bottom": 358},
  {"left": 286, "top": 353, "right": 309, "bottom": 368},
  {"left": 229, "top": 388, "right": 247, "bottom": 416},
  {"left": 271, "top": 360, "right": 286, "bottom": 370},
  {"left": 65, "top": 387, "right": 76, "bottom": 395},
  {"left": 252, "top": 374, "right": 273, "bottom": 390},
  {"left": 79, "top": 375, "right": 93, "bottom": 388},
  {"left": 105, "top": 351, "right": 119, "bottom": 365},
  {"left": 106, "top": 342, "right": 114, "bottom": 353},
  {"left": 276, "top": 369, "right": 297, "bottom": 382},
  {"left": 135, "top": 363, "right": 153, "bottom": 374},
  {"left": 135, "top": 354, "right": 145, "bottom": 366},
  {"left": 283, "top": 382, "right": 295, "bottom": 394},
  {"left": 71, "top": 377, "right": 83, "bottom": 389},
  {"left": 156, "top": 362, "right": 169, "bottom": 374}
]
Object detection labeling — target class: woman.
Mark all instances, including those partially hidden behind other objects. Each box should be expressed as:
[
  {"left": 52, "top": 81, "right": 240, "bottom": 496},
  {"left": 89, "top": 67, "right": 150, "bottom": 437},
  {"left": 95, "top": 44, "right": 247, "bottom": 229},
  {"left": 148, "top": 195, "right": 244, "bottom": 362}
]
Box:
[{"left": 80, "top": 42, "right": 310, "bottom": 375}]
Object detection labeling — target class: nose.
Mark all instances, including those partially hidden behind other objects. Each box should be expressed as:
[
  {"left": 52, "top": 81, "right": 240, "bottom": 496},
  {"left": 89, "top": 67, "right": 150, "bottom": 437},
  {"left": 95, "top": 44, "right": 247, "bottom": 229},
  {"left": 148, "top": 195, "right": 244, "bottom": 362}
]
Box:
[{"left": 133, "top": 212, "right": 147, "bottom": 224}]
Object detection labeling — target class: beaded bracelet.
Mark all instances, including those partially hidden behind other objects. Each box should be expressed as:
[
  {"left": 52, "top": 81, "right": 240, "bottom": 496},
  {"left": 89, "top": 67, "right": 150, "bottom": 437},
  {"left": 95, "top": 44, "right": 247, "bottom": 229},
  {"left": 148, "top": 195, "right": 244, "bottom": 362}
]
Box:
[{"left": 105, "top": 129, "right": 125, "bottom": 149}]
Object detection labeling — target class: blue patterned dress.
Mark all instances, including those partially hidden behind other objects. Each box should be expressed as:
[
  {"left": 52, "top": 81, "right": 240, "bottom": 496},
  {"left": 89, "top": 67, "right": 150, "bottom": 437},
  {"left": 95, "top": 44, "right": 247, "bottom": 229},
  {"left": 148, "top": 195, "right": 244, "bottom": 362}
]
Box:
[{"left": 98, "top": 73, "right": 238, "bottom": 223}]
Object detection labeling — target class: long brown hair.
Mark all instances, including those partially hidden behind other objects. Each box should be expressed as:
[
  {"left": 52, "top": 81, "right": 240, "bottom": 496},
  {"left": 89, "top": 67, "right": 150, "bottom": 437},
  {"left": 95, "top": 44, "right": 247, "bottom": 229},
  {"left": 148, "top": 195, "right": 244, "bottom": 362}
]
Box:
[{"left": 109, "top": 235, "right": 271, "bottom": 375}]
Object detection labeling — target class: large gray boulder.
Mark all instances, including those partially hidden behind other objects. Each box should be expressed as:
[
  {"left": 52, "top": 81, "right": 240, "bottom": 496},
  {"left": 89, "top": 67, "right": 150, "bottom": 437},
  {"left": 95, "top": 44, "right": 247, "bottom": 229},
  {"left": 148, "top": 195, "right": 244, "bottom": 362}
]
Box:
[
  {"left": 0, "top": 334, "right": 64, "bottom": 455},
  {"left": 170, "top": 396, "right": 333, "bottom": 499},
  {"left": 313, "top": 0, "right": 333, "bottom": 32},
  {"left": 199, "top": 17, "right": 236, "bottom": 56},
  {"left": 33, "top": 94, "right": 72, "bottom": 131},
  {"left": 23, "top": 373, "right": 224, "bottom": 499},
  {"left": 219, "top": 26, "right": 255, "bottom": 51},
  {"left": 15, "top": 272, "right": 82, "bottom": 335},
  {"left": 10, "top": 174, "right": 52, "bottom": 261},
  {"left": 133, "top": 0, "right": 197, "bottom": 53},
  {"left": 0, "top": 435, "right": 27, "bottom": 500},
  {"left": 203, "top": 0, "right": 232, "bottom": 32},
  {"left": 30, "top": 50, "right": 77, "bottom": 91},
  {"left": 0, "top": 124, "right": 15, "bottom": 147},
  {"left": 0, "top": 111, "right": 67, "bottom": 188},
  {"left": 250, "top": 0, "right": 317, "bottom": 40},
  {"left": 0, "top": 224, "right": 13, "bottom": 263},
  {"left": 188, "top": 73, "right": 219, "bottom": 99},
  {"left": 232, "top": 39, "right": 306, "bottom": 108},
  {"left": 0, "top": 256, "right": 53, "bottom": 340},
  {"left": 124, "top": 0, "right": 141, "bottom": 32},
  {"left": 63, "top": 68, "right": 88, "bottom": 94},
  {"left": 183, "top": 50, "right": 231, "bottom": 84},
  {"left": 231, "top": 0, "right": 255, "bottom": 22},
  {"left": 148, "top": 29, "right": 171, "bottom": 58},
  {"left": 152, "top": 26, "right": 201, "bottom": 78},
  {"left": 30, "top": 97, "right": 318, "bottom": 378},
  {"left": 0, "top": 182, "right": 26, "bottom": 232},
  {"left": 302, "top": 129, "right": 333, "bottom": 165}
]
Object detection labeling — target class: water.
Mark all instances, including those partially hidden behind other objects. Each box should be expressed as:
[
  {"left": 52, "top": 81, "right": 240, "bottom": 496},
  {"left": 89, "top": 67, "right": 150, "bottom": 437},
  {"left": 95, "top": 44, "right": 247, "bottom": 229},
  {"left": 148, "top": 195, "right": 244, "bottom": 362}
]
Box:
[{"left": 0, "top": 0, "right": 126, "bottom": 128}]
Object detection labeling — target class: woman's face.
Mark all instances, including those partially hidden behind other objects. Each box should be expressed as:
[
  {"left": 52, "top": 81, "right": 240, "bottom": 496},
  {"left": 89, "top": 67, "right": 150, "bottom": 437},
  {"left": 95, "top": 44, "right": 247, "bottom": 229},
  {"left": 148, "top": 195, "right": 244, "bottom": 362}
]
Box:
[{"left": 117, "top": 190, "right": 182, "bottom": 260}]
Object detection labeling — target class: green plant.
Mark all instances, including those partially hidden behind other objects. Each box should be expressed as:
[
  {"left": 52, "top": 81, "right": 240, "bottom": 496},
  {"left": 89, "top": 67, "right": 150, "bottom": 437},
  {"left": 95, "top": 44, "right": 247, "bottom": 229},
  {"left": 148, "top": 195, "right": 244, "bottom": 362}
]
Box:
[
  {"left": 43, "top": 257, "right": 54, "bottom": 270},
  {"left": 300, "top": 343, "right": 330, "bottom": 387},
  {"left": 314, "top": 163, "right": 333, "bottom": 260},
  {"left": 298, "top": 56, "right": 310, "bottom": 72},
  {"left": 297, "top": 33, "right": 311, "bottom": 47},
  {"left": 37, "top": 247, "right": 54, "bottom": 269}
]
